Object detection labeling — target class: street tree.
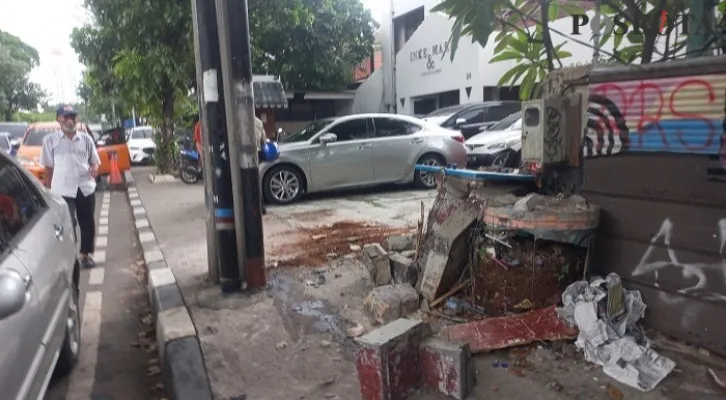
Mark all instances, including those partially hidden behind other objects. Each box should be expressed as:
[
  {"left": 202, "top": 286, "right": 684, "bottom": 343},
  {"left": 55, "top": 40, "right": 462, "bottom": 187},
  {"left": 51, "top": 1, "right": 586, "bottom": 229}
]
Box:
[
  {"left": 432, "top": 0, "right": 726, "bottom": 100},
  {"left": 250, "top": 0, "right": 376, "bottom": 90},
  {"left": 0, "top": 30, "right": 45, "bottom": 121},
  {"left": 72, "top": 0, "right": 195, "bottom": 174}
]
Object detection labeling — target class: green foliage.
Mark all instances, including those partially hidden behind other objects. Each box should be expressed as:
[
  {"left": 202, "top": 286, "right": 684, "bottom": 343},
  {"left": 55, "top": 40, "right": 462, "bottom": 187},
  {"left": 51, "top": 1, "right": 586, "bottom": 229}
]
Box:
[
  {"left": 432, "top": 0, "right": 724, "bottom": 101},
  {"left": 250, "top": 0, "right": 375, "bottom": 90},
  {"left": 72, "top": 0, "right": 374, "bottom": 172},
  {"left": 0, "top": 30, "right": 46, "bottom": 121}
]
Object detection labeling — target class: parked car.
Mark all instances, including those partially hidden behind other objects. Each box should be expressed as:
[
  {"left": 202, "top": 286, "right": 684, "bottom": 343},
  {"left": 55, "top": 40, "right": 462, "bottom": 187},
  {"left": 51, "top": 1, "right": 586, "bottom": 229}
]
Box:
[
  {"left": 0, "top": 132, "right": 16, "bottom": 157},
  {"left": 17, "top": 122, "right": 131, "bottom": 182},
  {"left": 421, "top": 101, "right": 521, "bottom": 140},
  {"left": 125, "top": 126, "right": 156, "bottom": 164},
  {"left": 260, "top": 113, "right": 467, "bottom": 204},
  {"left": 0, "top": 149, "right": 81, "bottom": 399},
  {"left": 0, "top": 122, "right": 29, "bottom": 148},
  {"left": 466, "top": 111, "right": 522, "bottom": 168}
]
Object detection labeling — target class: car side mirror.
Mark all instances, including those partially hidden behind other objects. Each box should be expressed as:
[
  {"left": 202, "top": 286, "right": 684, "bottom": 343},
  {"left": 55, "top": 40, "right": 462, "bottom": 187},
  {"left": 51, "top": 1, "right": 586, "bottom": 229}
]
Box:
[
  {"left": 0, "top": 270, "right": 28, "bottom": 320},
  {"left": 455, "top": 118, "right": 467, "bottom": 125},
  {"left": 319, "top": 133, "right": 337, "bottom": 144}
]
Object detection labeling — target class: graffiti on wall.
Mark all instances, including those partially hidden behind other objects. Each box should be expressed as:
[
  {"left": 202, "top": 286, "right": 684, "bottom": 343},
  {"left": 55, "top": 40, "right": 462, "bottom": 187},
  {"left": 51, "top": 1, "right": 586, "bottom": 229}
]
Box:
[
  {"left": 585, "top": 75, "right": 726, "bottom": 181},
  {"left": 632, "top": 217, "right": 726, "bottom": 304}
]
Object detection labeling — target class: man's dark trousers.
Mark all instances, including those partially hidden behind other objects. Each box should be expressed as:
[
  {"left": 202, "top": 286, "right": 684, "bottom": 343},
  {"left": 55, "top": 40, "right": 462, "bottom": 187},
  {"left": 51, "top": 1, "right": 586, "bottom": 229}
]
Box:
[{"left": 63, "top": 189, "right": 96, "bottom": 254}]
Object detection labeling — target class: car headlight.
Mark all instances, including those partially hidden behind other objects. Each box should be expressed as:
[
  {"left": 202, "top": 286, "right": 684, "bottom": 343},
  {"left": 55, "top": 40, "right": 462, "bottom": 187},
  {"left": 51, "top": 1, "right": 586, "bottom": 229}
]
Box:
[
  {"left": 486, "top": 139, "right": 519, "bottom": 150},
  {"left": 129, "top": 146, "right": 142, "bottom": 151}
]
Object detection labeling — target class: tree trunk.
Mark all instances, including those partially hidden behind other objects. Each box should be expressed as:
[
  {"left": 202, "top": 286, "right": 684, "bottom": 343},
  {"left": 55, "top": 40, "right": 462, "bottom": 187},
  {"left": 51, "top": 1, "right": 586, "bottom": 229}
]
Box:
[
  {"left": 3, "top": 107, "right": 13, "bottom": 122},
  {"left": 539, "top": 0, "right": 555, "bottom": 72},
  {"left": 156, "top": 82, "right": 176, "bottom": 175}
]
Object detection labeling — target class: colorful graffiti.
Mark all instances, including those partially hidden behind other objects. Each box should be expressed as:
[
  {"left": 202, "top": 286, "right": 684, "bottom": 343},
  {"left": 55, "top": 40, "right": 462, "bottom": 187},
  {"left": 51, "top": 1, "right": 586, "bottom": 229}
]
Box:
[{"left": 585, "top": 75, "right": 726, "bottom": 181}]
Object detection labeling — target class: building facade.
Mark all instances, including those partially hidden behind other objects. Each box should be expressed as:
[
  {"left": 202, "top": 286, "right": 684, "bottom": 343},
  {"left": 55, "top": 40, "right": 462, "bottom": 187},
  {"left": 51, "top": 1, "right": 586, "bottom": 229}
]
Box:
[{"left": 352, "top": 0, "right": 657, "bottom": 116}]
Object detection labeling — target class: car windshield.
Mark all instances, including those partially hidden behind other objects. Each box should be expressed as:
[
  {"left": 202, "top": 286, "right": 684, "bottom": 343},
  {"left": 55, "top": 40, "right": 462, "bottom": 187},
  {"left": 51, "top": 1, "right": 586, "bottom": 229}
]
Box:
[
  {"left": 23, "top": 128, "right": 55, "bottom": 146},
  {"left": 131, "top": 129, "right": 154, "bottom": 139},
  {"left": 424, "top": 105, "right": 468, "bottom": 118},
  {"left": 281, "top": 119, "right": 334, "bottom": 143},
  {"left": 0, "top": 124, "right": 27, "bottom": 139},
  {"left": 488, "top": 112, "right": 522, "bottom": 131}
]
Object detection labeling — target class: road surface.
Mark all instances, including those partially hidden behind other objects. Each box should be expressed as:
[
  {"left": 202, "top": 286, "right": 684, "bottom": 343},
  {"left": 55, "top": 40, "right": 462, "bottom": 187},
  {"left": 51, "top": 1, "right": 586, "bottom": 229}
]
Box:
[{"left": 44, "top": 188, "right": 166, "bottom": 400}]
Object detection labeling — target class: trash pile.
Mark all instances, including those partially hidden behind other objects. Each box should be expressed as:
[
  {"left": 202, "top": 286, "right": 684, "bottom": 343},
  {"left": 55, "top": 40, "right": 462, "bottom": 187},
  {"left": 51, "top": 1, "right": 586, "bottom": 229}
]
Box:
[{"left": 557, "top": 273, "right": 676, "bottom": 391}]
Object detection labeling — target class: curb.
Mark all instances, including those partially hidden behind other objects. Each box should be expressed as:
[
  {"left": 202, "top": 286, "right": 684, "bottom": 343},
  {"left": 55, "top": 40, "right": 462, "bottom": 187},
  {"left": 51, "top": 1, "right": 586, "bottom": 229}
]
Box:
[{"left": 125, "top": 179, "right": 213, "bottom": 400}]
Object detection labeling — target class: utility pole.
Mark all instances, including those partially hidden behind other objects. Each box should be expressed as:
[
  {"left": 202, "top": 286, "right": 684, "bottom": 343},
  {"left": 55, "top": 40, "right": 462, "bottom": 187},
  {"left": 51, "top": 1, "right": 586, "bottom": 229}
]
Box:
[
  {"left": 216, "top": 0, "right": 267, "bottom": 289},
  {"left": 191, "top": 0, "right": 242, "bottom": 293}
]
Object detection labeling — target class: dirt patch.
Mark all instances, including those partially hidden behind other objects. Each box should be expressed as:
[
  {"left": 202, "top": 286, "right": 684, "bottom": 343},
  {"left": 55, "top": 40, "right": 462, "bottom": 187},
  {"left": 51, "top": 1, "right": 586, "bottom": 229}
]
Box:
[
  {"left": 472, "top": 236, "right": 586, "bottom": 316},
  {"left": 285, "top": 209, "right": 336, "bottom": 222},
  {"left": 271, "top": 221, "right": 414, "bottom": 268}
]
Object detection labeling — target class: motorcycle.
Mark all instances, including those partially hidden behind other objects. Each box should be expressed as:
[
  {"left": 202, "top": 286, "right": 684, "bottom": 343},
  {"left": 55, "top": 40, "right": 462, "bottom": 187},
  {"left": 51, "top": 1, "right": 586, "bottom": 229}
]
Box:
[{"left": 179, "top": 149, "right": 202, "bottom": 184}]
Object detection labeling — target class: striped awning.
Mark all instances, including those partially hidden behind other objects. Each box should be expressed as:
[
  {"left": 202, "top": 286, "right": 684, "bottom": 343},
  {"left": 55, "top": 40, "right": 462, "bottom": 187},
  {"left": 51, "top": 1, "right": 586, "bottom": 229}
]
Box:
[{"left": 253, "top": 79, "right": 288, "bottom": 109}]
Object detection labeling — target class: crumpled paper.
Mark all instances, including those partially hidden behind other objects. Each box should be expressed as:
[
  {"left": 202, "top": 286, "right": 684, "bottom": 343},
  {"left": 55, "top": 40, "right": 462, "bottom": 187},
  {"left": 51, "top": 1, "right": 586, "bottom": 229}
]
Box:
[{"left": 557, "top": 273, "right": 675, "bottom": 391}]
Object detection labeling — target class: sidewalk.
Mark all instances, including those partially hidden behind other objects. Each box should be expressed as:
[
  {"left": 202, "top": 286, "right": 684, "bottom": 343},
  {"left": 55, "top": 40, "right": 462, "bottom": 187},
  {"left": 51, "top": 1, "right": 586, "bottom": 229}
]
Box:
[
  {"left": 132, "top": 168, "right": 434, "bottom": 399},
  {"left": 132, "top": 167, "right": 726, "bottom": 400}
]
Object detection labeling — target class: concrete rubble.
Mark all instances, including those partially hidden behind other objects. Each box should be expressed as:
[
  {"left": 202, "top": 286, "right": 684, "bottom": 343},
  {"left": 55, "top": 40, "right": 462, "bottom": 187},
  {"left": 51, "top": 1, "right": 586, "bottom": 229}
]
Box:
[
  {"left": 362, "top": 243, "right": 392, "bottom": 285},
  {"left": 364, "top": 284, "right": 419, "bottom": 325}
]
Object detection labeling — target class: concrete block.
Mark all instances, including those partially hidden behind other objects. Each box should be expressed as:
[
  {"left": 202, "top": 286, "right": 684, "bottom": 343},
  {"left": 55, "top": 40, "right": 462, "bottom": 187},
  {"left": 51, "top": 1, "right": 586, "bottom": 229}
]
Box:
[
  {"left": 123, "top": 170, "right": 135, "bottom": 187},
  {"left": 147, "top": 260, "right": 169, "bottom": 271},
  {"left": 135, "top": 218, "right": 150, "bottom": 229},
  {"left": 356, "top": 319, "right": 432, "bottom": 400},
  {"left": 163, "top": 337, "right": 213, "bottom": 400},
  {"left": 151, "top": 283, "right": 185, "bottom": 314},
  {"left": 364, "top": 284, "right": 419, "bottom": 325},
  {"left": 419, "top": 251, "right": 448, "bottom": 302},
  {"left": 386, "top": 233, "right": 415, "bottom": 252},
  {"left": 400, "top": 250, "right": 416, "bottom": 258},
  {"left": 363, "top": 243, "right": 392, "bottom": 285},
  {"left": 420, "top": 338, "right": 475, "bottom": 399},
  {"left": 144, "top": 249, "right": 165, "bottom": 263},
  {"left": 156, "top": 306, "right": 197, "bottom": 361},
  {"left": 390, "top": 253, "right": 416, "bottom": 286}
]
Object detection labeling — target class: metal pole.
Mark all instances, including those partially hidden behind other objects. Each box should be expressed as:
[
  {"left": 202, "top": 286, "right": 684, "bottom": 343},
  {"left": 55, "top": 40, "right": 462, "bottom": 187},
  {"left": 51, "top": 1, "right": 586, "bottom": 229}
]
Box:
[
  {"left": 191, "top": 0, "right": 218, "bottom": 284},
  {"left": 191, "top": 0, "right": 242, "bottom": 292},
  {"left": 132, "top": 107, "right": 137, "bottom": 127},
  {"left": 592, "top": 0, "right": 601, "bottom": 62},
  {"left": 216, "top": 0, "right": 267, "bottom": 289}
]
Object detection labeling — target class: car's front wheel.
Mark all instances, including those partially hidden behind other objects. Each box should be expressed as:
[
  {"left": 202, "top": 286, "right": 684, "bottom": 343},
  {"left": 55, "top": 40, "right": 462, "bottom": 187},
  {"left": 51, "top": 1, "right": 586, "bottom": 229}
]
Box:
[
  {"left": 263, "top": 165, "right": 304, "bottom": 205},
  {"left": 414, "top": 153, "right": 445, "bottom": 189},
  {"left": 53, "top": 280, "right": 81, "bottom": 378}
]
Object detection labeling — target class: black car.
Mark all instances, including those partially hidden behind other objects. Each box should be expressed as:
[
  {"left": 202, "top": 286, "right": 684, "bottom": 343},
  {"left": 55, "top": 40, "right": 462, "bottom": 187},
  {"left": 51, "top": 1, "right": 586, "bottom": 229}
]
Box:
[{"left": 422, "top": 101, "right": 521, "bottom": 140}]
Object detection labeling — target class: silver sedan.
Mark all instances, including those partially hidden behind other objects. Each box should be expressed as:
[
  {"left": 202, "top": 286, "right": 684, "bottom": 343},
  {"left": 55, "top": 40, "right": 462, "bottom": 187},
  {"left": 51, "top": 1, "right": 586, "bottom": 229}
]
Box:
[{"left": 260, "top": 113, "right": 467, "bottom": 204}]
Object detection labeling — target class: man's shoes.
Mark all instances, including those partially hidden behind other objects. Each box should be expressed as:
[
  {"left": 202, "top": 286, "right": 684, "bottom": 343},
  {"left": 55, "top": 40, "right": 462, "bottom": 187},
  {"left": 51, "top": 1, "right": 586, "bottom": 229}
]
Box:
[{"left": 80, "top": 256, "right": 96, "bottom": 268}]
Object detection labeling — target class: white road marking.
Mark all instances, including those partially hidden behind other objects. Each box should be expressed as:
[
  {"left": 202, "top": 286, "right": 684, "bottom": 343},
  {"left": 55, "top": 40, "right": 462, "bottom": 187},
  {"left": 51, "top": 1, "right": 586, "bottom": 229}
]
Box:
[
  {"left": 96, "top": 236, "right": 108, "bottom": 248},
  {"left": 94, "top": 250, "right": 106, "bottom": 264},
  {"left": 98, "top": 226, "right": 109, "bottom": 235},
  {"left": 100, "top": 209, "right": 109, "bottom": 218},
  {"left": 99, "top": 217, "right": 109, "bottom": 225},
  {"left": 88, "top": 268, "right": 105, "bottom": 286},
  {"left": 66, "top": 291, "right": 103, "bottom": 400}
]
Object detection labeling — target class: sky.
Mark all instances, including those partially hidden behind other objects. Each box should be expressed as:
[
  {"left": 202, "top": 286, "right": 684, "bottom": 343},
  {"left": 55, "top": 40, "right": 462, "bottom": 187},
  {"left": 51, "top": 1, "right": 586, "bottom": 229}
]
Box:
[{"left": 0, "top": 0, "right": 381, "bottom": 106}]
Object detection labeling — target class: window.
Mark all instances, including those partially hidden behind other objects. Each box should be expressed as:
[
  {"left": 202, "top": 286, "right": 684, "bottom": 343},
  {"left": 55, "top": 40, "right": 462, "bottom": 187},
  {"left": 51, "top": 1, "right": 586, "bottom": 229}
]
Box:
[
  {"left": 326, "top": 118, "right": 371, "bottom": 142},
  {"left": 131, "top": 129, "right": 153, "bottom": 139},
  {"left": 0, "top": 136, "right": 10, "bottom": 151},
  {"left": 457, "top": 107, "right": 486, "bottom": 124},
  {"left": 373, "top": 118, "right": 421, "bottom": 138},
  {"left": 23, "top": 128, "right": 55, "bottom": 146},
  {"left": 0, "top": 158, "right": 45, "bottom": 254},
  {"left": 487, "top": 105, "right": 519, "bottom": 122}
]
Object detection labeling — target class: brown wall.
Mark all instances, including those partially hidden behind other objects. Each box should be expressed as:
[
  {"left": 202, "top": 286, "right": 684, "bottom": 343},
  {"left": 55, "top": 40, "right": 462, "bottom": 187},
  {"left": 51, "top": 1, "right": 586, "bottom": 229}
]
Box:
[
  {"left": 578, "top": 68, "right": 726, "bottom": 354},
  {"left": 255, "top": 108, "right": 277, "bottom": 139}
]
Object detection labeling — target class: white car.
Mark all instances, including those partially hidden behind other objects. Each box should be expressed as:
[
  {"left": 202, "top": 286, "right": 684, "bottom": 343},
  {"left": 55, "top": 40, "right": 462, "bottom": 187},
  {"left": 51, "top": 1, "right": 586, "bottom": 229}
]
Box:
[
  {"left": 466, "top": 112, "right": 522, "bottom": 168},
  {"left": 125, "top": 126, "right": 156, "bottom": 164}
]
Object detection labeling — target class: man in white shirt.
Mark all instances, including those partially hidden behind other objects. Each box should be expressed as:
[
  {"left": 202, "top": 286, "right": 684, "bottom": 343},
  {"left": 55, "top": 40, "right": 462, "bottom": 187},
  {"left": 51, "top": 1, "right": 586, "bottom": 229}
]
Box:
[{"left": 40, "top": 104, "right": 101, "bottom": 268}]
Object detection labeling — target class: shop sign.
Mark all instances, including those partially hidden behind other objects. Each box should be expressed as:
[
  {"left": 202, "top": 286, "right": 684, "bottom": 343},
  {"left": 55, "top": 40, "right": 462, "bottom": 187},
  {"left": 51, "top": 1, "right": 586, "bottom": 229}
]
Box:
[{"left": 409, "top": 40, "right": 450, "bottom": 77}]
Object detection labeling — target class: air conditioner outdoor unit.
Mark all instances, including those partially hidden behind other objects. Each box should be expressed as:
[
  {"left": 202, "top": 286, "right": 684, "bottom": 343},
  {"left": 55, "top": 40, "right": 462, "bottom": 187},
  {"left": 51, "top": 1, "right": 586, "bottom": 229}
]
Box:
[{"left": 521, "top": 97, "right": 570, "bottom": 166}]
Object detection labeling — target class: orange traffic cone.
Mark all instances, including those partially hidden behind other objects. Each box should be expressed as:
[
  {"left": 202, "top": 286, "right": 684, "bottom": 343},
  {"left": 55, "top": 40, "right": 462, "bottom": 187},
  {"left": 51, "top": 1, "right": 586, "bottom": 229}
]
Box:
[{"left": 109, "top": 153, "right": 123, "bottom": 185}]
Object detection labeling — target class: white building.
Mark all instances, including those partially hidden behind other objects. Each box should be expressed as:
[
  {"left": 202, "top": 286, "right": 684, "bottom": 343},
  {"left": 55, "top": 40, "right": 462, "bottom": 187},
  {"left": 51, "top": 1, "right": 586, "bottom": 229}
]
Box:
[{"left": 352, "top": 0, "right": 652, "bottom": 116}]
